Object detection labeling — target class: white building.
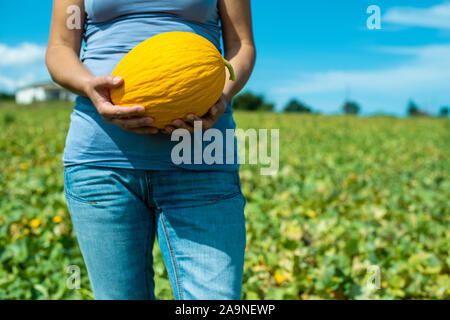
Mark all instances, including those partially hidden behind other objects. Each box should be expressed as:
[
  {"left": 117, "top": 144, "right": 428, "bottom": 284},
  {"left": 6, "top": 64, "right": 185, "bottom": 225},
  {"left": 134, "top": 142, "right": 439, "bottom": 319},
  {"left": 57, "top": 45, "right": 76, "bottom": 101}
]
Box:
[{"left": 15, "top": 82, "right": 75, "bottom": 104}]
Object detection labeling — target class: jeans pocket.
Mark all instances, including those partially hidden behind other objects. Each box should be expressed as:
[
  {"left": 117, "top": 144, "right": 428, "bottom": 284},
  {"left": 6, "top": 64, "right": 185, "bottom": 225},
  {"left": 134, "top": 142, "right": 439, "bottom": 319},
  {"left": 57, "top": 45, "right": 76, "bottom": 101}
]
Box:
[{"left": 63, "top": 165, "right": 122, "bottom": 205}]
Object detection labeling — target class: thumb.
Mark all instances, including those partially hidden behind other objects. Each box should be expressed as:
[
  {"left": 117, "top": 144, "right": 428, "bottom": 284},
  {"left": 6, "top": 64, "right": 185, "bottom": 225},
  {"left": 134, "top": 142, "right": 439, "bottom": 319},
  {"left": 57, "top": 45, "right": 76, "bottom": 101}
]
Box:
[{"left": 92, "top": 75, "right": 123, "bottom": 89}]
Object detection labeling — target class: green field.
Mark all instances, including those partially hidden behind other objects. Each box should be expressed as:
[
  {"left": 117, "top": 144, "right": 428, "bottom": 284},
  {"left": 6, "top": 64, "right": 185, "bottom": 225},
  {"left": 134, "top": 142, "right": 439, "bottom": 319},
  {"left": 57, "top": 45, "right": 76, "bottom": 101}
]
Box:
[{"left": 0, "top": 101, "right": 449, "bottom": 299}]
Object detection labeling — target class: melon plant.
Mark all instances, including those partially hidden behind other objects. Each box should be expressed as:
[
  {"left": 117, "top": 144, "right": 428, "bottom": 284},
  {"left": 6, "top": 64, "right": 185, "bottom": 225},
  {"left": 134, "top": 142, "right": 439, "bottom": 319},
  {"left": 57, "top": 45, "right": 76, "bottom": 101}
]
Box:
[{"left": 110, "top": 31, "right": 236, "bottom": 128}]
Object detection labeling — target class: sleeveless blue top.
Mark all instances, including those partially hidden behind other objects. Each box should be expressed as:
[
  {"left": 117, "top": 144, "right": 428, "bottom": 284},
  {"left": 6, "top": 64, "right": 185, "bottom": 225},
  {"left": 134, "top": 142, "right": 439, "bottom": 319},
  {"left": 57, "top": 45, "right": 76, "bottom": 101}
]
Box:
[{"left": 63, "top": 0, "right": 239, "bottom": 171}]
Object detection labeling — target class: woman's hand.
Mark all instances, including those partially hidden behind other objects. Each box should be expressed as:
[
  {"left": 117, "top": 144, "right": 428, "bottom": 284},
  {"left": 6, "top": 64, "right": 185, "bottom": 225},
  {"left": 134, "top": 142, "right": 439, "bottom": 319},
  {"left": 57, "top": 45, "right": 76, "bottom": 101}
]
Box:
[
  {"left": 162, "top": 94, "right": 228, "bottom": 134},
  {"left": 85, "top": 75, "right": 159, "bottom": 134}
]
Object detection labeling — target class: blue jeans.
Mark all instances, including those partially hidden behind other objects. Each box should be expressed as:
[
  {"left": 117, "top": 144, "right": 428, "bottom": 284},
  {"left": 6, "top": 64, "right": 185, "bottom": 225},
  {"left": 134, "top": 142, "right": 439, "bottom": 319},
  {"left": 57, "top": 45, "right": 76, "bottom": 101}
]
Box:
[{"left": 63, "top": 165, "right": 246, "bottom": 300}]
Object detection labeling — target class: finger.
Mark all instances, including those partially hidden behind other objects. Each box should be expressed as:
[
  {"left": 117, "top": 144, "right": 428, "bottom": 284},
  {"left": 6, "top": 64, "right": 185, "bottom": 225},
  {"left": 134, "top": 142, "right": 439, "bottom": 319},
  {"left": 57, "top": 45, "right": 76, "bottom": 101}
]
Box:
[
  {"left": 210, "top": 100, "right": 226, "bottom": 117},
  {"left": 199, "top": 111, "right": 216, "bottom": 129},
  {"left": 110, "top": 117, "right": 154, "bottom": 129},
  {"left": 172, "top": 119, "right": 194, "bottom": 132},
  {"left": 162, "top": 125, "right": 176, "bottom": 134},
  {"left": 201, "top": 100, "right": 227, "bottom": 129},
  {"left": 92, "top": 75, "right": 124, "bottom": 89},
  {"left": 185, "top": 113, "right": 202, "bottom": 127},
  {"left": 99, "top": 104, "right": 146, "bottom": 119},
  {"left": 201, "top": 118, "right": 214, "bottom": 130}
]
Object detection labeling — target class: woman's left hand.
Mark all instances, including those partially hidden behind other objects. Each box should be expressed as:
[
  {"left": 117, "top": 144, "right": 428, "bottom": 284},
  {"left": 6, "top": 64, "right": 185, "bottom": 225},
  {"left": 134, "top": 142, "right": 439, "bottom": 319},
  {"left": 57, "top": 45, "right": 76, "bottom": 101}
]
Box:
[{"left": 162, "top": 94, "right": 228, "bottom": 134}]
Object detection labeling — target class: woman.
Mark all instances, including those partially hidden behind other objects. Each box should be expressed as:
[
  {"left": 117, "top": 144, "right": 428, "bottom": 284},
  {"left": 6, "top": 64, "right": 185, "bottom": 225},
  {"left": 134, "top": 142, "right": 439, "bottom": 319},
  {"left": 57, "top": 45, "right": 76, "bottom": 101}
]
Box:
[{"left": 46, "top": 0, "right": 256, "bottom": 300}]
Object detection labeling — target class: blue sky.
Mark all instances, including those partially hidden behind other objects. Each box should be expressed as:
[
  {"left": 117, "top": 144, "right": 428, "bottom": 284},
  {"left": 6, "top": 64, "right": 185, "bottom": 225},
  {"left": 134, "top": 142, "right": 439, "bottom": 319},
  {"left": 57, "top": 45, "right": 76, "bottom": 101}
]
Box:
[{"left": 1, "top": 0, "right": 449, "bottom": 115}]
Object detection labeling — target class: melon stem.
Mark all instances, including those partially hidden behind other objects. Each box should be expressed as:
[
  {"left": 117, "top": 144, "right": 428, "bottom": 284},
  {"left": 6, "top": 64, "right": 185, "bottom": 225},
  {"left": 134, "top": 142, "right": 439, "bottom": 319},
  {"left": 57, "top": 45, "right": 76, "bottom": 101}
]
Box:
[{"left": 223, "top": 58, "right": 236, "bottom": 81}]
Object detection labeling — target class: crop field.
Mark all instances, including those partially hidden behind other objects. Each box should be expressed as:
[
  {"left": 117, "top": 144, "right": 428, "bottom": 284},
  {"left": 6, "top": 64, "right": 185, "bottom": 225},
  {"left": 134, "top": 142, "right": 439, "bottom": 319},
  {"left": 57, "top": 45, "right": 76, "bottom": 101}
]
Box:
[{"left": 0, "top": 101, "right": 449, "bottom": 299}]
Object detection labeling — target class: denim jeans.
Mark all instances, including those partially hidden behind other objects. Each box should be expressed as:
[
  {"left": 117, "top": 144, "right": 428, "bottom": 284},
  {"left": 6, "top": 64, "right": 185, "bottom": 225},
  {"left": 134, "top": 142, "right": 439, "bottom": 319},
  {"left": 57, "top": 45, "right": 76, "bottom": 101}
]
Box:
[{"left": 63, "top": 165, "right": 247, "bottom": 300}]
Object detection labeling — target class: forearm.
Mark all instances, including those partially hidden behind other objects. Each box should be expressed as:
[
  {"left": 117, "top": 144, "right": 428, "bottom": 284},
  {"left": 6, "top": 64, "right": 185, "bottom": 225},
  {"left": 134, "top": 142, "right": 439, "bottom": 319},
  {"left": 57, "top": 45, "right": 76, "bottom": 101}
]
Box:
[
  {"left": 45, "top": 45, "right": 94, "bottom": 96},
  {"left": 222, "top": 43, "right": 256, "bottom": 103}
]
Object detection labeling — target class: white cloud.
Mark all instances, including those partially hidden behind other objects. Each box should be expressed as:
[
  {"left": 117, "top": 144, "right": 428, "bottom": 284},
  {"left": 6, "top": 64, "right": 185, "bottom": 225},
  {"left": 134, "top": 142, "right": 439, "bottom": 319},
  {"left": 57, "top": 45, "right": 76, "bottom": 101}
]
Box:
[
  {"left": 0, "top": 42, "right": 48, "bottom": 92},
  {"left": 384, "top": 2, "right": 450, "bottom": 30},
  {"left": 275, "top": 44, "right": 450, "bottom": 95},
  {"left": 0, "top": 73, "right": 36, "bottom": 92},
  {"left": 270, "top": 44, "right": 450, "bottom": 114},
  {"left": 0, "top": 43, "right": 46, "bottom": 66}
]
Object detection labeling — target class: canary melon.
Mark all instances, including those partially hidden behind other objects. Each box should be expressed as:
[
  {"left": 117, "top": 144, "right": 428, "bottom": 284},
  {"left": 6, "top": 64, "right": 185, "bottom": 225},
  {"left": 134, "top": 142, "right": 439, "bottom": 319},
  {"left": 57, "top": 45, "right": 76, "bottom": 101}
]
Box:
[{"left": 110, "top": 31, "right": 235, "bottom": 129}]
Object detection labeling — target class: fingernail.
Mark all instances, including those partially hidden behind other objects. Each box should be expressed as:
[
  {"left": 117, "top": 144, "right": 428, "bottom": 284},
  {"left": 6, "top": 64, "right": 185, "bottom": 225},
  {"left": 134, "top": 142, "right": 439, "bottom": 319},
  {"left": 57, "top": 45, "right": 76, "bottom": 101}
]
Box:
[
  {"left": 173, "top": 120, "right": 181, "bottom": 126},
  {"left": 187, "top": 114, "right": 195, "bottom": 121},
  {"left": 211, "top": 107, "right": 217, "bottom": 115},
  {"left": 113, "top": 77, "right": 121, "bottom": 84},
  {"left": 145, "top": 118, "right": 154, "bottom": 124},
  {"left": 164, "top": 127, "right": 173, "bottom": 134}
]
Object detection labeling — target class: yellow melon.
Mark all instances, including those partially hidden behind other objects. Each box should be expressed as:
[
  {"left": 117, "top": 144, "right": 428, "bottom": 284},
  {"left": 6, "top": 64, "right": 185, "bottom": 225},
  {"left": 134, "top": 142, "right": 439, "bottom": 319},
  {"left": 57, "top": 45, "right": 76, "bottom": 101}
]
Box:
[{"left": 110, "top": 31, "right": 235, "bottom": 129}]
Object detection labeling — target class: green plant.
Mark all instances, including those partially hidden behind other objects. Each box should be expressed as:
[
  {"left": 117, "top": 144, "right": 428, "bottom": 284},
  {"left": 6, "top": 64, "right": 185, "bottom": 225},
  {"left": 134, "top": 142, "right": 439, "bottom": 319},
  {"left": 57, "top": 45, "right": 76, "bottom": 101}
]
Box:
[{"left": 0, "top": 102, "right": 449, "bottom": 299}]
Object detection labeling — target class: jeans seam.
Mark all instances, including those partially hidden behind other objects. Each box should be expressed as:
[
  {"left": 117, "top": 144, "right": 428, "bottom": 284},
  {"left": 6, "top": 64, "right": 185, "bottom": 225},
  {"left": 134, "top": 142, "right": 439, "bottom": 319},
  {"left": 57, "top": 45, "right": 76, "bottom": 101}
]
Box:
[
  {"left": 144, "top": 171, "right": 154, "bottom": 299},
  {"left": 144, "top": 214, "right": 154, "bottom": 300},
  {"left": 144, "top": 171, "right": 151, "bottom": 204},
  {"left": 159, "top": 213, "right": 183, "bottom": 300},
  {"left": 64, "top": 189, "right": 101, "bottom": 205}
]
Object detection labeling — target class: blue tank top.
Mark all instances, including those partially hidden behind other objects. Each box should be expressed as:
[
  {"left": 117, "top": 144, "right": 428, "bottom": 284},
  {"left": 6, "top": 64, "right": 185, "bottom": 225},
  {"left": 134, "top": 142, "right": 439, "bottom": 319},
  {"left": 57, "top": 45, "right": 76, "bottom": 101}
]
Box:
[{"left": 63, "top": 0, "right": 239, "bottom": 171}]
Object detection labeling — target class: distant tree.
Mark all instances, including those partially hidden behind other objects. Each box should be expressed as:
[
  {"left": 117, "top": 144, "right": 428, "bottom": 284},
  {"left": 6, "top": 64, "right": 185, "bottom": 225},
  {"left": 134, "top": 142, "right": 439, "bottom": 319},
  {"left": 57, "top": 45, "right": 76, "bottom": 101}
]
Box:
[
  {"left": 342, "top": 101, "right": 360, "bottom": 115},
  {"left": 233, "top": 91, "right": 273, "bottom": 111},
  {"left": 408, "top": 101, "right": 420, "bottom": 116},
  {"left": 0, "top": 92, "right": 14, "bottom": 101},
  {"left": 439, "top": 106, "right": 449, "bottom": 117},
  {"left": 284, "top": 99, "right": 311, "bottom": 113},
  {"left": 407, "top": 100, "right": 430, "bottom": 117}
]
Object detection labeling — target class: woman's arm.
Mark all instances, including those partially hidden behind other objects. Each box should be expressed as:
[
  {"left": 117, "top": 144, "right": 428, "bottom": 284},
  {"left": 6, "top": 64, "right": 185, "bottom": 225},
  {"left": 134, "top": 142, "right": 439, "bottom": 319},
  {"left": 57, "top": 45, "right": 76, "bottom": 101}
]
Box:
[
  {"left": 46, "top": 0, "right": 90, "bottom": 96},
  {"left": 166, "top": 0, "right": 256, "bottom": 133},
  {"left": 219, "top": 0, "right": 256, "bottom": 103},
  {"left": 46, "top": 0, "right": 158, "bottom": 134}
]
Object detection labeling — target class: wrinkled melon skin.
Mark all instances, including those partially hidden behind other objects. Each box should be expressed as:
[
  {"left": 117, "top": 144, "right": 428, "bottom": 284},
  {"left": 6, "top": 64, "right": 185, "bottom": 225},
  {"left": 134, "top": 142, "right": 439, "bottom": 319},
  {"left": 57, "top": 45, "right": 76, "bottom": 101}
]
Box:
[{"left": 110, "top": 31, "right": 232, "bottom": 129}]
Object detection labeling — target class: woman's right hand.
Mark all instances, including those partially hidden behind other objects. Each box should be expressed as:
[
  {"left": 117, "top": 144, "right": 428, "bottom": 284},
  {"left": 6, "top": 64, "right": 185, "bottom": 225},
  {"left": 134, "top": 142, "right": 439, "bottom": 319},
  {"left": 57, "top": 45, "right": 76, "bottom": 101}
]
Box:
[{"left": 84, "top": 75, "right": 159, "bottom": 134}]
